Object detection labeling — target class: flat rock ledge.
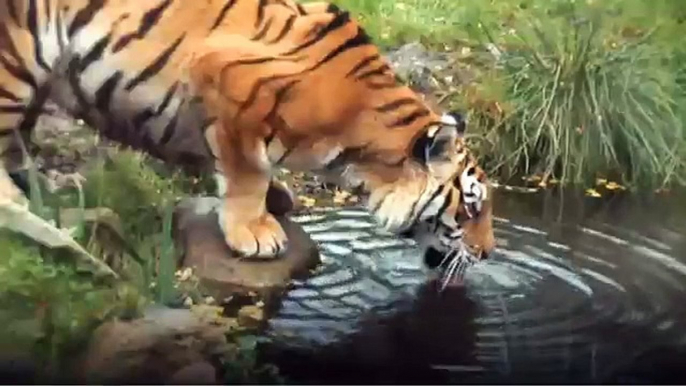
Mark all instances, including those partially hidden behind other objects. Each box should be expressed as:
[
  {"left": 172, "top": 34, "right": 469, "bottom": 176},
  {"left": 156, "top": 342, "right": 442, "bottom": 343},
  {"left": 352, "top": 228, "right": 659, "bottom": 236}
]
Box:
[{"left": 173, "top": 197, "right": 321, "bottom": 313}]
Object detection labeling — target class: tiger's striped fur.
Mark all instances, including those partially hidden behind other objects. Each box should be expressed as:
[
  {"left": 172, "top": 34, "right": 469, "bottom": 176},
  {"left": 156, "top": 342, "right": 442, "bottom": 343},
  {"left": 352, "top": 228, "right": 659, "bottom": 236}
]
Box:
[{"left": 0, "top": 0, "right": 494, "bottom": 262}]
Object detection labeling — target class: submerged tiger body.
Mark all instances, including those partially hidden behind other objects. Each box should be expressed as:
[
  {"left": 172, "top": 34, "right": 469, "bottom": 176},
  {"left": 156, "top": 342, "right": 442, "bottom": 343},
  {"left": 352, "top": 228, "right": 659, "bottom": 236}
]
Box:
[{"left": 0, "top": 0, "right": 495, "bottom": 265}]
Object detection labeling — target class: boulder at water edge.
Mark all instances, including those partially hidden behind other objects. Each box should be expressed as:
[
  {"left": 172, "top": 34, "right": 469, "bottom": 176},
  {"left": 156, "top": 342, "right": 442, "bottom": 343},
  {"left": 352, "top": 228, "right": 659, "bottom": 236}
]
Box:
[
  {"left": 78, "top": 307, "right": 227, "bottom": 384},
  {"left": 173, "top": 197, "right": 321, "bottom": 310}
]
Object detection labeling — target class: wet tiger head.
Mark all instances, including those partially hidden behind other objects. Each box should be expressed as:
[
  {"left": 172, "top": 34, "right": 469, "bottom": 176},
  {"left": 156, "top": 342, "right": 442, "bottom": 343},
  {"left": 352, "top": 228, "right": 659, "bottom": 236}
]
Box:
[{"left": 401, "top": 111, "right": 495, "bottom": 270}]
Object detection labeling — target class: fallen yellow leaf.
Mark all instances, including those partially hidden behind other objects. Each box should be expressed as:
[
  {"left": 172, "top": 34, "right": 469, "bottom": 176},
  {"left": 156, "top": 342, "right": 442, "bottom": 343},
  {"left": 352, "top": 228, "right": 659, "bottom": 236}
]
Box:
[
  {"left": 585, "top": 188, "right": 601, "bottom": 198},
  {"left": 175, "top": 267, "right": 194, "bottom": 281},
  {"left": 605, "top": 181, "right": 625, "bottom": 191},
  {"left": 333, "top": 190, "right": 351, "bottom": 204},
  {"left": 191, "top": 304, "right": 224, "bottom": 318},
  {"left": 298, "top": 195, "right": 316, "bottom": 207}
]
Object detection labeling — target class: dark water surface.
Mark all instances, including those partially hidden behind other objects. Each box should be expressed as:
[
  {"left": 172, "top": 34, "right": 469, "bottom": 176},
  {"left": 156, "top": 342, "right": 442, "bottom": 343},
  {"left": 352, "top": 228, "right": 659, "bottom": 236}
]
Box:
[{"left": 261, "top": 189, "right": 686, "bottom": 384}]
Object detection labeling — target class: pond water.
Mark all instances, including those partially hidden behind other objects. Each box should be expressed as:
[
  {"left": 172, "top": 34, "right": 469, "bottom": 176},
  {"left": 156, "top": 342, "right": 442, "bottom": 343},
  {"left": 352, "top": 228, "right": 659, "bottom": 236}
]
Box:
[{"left": 260, "top": 188, "right": 686, "bottom": 384}]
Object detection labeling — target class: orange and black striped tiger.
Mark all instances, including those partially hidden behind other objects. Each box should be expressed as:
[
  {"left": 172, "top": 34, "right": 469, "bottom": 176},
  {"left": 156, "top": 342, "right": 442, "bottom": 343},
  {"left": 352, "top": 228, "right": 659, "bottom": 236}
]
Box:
[{"left": 0, "top": 0, "right": 494, "bottom": 267}]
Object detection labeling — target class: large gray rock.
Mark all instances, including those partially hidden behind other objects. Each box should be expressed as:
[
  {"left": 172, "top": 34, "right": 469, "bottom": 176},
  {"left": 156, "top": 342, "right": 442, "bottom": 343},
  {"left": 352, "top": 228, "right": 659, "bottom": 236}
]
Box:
[{"left": 173, "top": 197, "right": 321, "bottom": 311}]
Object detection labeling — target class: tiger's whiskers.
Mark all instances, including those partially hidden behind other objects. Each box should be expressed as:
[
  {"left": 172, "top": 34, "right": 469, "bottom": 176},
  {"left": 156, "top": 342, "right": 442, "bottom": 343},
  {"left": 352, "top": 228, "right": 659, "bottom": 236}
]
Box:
[{"left": 438, "top": 245, "right": 476, "bottom": 292}]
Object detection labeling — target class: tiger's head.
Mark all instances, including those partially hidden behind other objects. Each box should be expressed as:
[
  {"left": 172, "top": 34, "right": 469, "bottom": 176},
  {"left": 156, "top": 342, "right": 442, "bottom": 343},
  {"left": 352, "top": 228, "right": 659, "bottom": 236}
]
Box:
[
  {"left": 337, "top": 108, "right": 495, "bottom": 273},
  {"left": 282, "top": 6, "right": 496, "bottom": 271},
  {"left": 400, "top": 112, "right": 495, "bottom": 271}
]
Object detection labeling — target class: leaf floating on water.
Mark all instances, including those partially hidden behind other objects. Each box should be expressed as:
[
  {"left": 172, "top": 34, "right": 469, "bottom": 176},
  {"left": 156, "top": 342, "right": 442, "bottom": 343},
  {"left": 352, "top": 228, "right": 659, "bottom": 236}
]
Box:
[
  {"left": 585, "top": 188, "right": 602, "bottom": 198},
  {"left": 501, "top": 184, "right": 539, "bottom": 193},
  {"left": 279, "top": 330, "right": 296, "bottom": 338},
  {"left": 595, "top": 178, "right": 608, "bottom": 186},
  {"left": 605, "top": 181, "right": 625, "bottom": 191}
]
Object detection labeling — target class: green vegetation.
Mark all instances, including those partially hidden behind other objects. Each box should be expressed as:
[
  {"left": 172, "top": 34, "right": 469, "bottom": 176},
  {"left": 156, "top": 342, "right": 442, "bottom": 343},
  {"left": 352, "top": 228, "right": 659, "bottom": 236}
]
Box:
[
  {"left": 0, "top": 149, "right": 279, "bottom": 383},
  {"left": 321, "top": 0, "right": 686, "bottom": 191},
  {"left": 0, "top": 232, "right": 144, "bottom": 378},
  {"left": 37, "top": 151, "right": 190, "bottom": 306},
  {"left": 3, "top": 0, "right": 685, "bottom": 380}
]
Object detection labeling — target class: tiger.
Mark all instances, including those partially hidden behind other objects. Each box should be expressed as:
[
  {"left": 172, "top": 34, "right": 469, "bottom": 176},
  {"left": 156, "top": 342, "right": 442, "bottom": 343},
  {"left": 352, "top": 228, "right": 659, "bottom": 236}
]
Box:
[{"left": 0, "top": 0, "right": 495, "bottom": 268}]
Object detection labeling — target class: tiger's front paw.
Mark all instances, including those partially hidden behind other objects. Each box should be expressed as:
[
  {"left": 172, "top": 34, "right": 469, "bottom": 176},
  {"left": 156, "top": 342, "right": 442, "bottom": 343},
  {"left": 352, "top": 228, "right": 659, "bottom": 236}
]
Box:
[{"left": 222, "top": 212, "right": 289, "bottom": 259}]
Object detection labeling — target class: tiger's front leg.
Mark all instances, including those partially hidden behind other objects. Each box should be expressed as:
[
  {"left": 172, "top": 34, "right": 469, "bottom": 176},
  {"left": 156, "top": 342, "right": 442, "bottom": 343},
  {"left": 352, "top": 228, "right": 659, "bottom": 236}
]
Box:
[{"left": 215, "top": 131, "right": 288, "bottom": 259}]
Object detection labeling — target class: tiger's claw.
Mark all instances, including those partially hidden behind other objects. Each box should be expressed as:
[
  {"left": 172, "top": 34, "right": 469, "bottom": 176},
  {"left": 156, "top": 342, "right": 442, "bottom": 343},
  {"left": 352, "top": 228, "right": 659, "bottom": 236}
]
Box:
[{"left": 221, "top": 212, "right": 288, "bottom": 259}]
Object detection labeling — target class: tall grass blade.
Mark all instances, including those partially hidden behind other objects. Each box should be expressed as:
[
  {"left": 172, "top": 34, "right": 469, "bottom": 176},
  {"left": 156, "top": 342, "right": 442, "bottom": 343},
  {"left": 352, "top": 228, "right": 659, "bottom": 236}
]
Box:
[{"left": 157, "top": 202, "right": 177, "bottom": 306}]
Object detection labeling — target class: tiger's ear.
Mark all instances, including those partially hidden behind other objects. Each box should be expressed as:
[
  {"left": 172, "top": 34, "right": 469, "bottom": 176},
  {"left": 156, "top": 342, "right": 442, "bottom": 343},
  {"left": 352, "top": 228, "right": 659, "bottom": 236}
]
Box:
[{"left": 411, "top": 112, "right": 467, "bottom": 165}]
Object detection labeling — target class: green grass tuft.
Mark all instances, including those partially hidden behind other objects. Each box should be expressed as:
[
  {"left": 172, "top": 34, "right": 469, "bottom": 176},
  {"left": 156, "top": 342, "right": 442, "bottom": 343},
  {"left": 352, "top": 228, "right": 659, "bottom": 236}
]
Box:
[
  {"left": 473, "top": 4, "right": 686, "bottom": 189},
  {"left": 78, "top": 150, "right": 183, "bottom": 236},
  {"left": 324, "top": 0, "right": 686, "bottom": 190}
]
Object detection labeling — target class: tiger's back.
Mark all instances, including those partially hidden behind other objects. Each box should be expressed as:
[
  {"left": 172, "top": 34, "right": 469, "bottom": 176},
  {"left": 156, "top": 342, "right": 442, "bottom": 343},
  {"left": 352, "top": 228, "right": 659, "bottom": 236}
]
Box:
[
  {"left": 0, "top": 0, "right": 495, "bottom": 268},
  {"left": 0, "top": 0, "right": 311, "bottom": 171}
]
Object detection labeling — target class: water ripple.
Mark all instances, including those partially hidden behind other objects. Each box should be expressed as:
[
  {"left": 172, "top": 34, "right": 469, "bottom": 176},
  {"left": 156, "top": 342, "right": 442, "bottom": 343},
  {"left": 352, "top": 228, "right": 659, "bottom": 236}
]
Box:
[{"left": 264, "top": 205, "right": 686, "bottom": 383}]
